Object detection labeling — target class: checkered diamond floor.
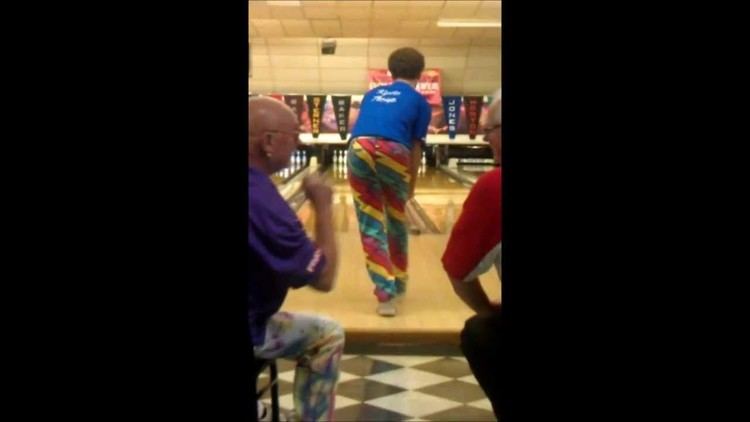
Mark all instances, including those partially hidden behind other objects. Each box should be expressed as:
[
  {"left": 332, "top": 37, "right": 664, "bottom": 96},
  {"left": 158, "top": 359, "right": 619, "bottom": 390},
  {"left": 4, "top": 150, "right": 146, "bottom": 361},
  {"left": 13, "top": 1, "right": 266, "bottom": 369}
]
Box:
[{"left": 258, "top": 354, "right": 496, "bottom": 421}]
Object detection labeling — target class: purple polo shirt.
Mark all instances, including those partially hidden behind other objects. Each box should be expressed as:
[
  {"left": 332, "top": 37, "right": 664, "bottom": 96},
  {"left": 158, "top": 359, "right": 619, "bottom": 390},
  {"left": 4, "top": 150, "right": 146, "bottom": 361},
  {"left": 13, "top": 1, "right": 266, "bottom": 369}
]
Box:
[{"left": 248, "top": 167, "right": 326, "bottom": 346}]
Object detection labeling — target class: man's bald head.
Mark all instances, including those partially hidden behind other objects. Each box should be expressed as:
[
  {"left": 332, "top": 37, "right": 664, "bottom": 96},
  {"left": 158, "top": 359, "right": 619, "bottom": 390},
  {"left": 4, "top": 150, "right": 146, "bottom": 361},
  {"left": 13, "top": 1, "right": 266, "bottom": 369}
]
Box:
[{"left": 248, "top": 96, "right": 301, "bottom": 174}]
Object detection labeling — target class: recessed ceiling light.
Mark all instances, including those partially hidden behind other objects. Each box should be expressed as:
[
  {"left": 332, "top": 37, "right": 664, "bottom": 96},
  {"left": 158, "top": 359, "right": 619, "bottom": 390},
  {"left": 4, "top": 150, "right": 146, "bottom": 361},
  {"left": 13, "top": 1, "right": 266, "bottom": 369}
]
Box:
[
  {"left": 437, "top": 19, "right": 501, "bottom": 28},
  {"left": 266, "top": 0, "right": 301, "bottom": 6}
]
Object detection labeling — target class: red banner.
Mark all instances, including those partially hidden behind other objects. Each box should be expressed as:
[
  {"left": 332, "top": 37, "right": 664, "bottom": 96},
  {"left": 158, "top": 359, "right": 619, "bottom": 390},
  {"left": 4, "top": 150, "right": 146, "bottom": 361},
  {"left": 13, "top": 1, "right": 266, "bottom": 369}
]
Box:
[
  {"left": 283, "top": 95, "right": 305, "bottom": 126},
  {"left": 463, "top": 96, "right": 484, "bottom": 140}
]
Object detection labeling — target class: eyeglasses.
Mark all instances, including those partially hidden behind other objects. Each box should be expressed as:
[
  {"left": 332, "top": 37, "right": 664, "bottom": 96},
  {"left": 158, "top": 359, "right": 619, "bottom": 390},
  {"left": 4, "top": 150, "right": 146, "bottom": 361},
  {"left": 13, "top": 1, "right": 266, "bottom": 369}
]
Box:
[{"left": 482, "top": 124, "right": 501, "bottom": 135}]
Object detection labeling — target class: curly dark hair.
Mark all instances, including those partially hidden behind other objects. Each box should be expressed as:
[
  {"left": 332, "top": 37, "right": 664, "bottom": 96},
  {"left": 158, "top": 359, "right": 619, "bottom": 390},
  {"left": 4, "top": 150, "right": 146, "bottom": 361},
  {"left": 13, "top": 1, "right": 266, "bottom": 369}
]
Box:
[{"left": 388, "top": 47, "right": 425, "bottom": 80}]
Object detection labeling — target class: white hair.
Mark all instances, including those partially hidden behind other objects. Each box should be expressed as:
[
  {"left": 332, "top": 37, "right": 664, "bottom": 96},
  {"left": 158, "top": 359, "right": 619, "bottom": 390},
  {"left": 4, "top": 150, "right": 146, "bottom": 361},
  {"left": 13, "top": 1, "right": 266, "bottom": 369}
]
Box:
[{"left": 489, "top": 88, "right": 501, "bottom": 125}]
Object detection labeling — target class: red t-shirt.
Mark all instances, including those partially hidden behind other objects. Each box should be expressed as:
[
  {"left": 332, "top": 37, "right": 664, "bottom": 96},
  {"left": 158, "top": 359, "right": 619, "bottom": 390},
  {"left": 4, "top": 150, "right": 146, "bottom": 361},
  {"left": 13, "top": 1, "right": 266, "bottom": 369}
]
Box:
[{"left": 441, "top": 168, "right": 502, "bottom": 280}]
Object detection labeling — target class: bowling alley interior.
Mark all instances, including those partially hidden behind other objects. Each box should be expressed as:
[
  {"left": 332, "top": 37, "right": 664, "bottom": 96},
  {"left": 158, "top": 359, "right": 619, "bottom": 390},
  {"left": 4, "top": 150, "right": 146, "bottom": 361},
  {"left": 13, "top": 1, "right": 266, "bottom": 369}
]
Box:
[{"left": 251, "top": 1, "right": 501, "bottom": 420}]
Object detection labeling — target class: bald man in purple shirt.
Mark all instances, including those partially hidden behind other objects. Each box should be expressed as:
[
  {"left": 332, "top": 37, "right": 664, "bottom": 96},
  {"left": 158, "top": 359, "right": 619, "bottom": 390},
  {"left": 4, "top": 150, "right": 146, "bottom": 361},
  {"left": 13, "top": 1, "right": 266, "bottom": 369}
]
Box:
[{"left": 249, "top": 97, "right": 344, "bottom": 421}]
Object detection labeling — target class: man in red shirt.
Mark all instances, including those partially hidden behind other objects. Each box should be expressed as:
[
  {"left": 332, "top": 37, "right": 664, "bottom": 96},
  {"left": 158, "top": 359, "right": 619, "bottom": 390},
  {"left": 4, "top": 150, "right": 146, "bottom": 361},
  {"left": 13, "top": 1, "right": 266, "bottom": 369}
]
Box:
[{"left": 441, "top": 89, "right": 502, "bottom": 418}]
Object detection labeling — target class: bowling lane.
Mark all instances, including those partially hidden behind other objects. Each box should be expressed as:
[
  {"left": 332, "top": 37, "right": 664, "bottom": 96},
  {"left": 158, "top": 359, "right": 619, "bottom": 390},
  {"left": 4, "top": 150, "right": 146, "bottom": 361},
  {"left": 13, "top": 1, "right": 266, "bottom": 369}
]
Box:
[
  {"left": 412, "top": 167, "right": 473, "bottom": 234},
  {"left": 269, "top": 152, "right": 309, "bottom": 186},
  {"left": 296, "top": 159, "right": 482, "bottom": 235},
  {"left": 285, "top": 159, "right": 501, "bottom": 337},
  {"left": 456, "top": 163, "right": 496, "bottom": 178},
  {"left": 438, "top": 158, "right": 497, "bottom": 185}
]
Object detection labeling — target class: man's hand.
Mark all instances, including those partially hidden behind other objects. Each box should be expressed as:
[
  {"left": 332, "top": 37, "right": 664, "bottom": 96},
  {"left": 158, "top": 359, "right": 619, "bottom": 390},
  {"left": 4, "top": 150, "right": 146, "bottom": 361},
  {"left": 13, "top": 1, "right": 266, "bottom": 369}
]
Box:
[{"left": 303, "top": 173, "right": 332, "bottom": 208}]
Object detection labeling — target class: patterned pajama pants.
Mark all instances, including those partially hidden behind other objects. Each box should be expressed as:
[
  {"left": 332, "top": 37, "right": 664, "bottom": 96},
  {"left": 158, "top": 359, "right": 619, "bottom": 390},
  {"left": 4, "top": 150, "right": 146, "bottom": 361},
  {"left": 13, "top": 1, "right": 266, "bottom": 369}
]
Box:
[
  {"left": 347, "top": 137, "right": 411, "bottom": 302},
  {"left": 253, "top": 312, "right": 345, "bottom": 421}
]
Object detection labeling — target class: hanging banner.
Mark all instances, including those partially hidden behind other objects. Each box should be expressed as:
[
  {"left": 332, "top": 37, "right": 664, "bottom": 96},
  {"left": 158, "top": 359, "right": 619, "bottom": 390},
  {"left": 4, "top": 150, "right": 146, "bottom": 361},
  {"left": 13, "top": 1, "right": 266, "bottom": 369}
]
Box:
[
  {"left": 331, "top": 95, "right": 352, "bottom": 140},
  {"left": 283, "top": 95, "right": 305, "bottom": 126},
  {"left": 463, "top": 96, "right": 484, "bottom": 139},
  {"left": 306, "top": 95, "right": 327, "bottom": 138},
  {"left": 442, "top": 96, "right": 462, "bottom": 140},
  {"left": 416, "top": 69, "right": 442, "bottom": 107}
]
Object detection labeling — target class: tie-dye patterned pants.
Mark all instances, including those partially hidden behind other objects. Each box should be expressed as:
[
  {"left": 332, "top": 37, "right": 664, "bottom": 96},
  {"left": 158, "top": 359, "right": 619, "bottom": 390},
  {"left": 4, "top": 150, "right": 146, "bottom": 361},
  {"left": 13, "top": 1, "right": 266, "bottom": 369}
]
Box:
[
  {"left": 253, "top": 312, "right": 345, "bottom": 421},
  {"left": 347, "top": 137, "right": 411, "bottom": 302}
]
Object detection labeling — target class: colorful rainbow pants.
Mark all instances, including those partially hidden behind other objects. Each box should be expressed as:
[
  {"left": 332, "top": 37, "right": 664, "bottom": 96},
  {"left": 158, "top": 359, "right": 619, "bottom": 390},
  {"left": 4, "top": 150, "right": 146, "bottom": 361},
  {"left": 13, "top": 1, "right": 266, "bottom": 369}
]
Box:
[{"left": 347, "top": 137, "right": 411, "bottom": 302}]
